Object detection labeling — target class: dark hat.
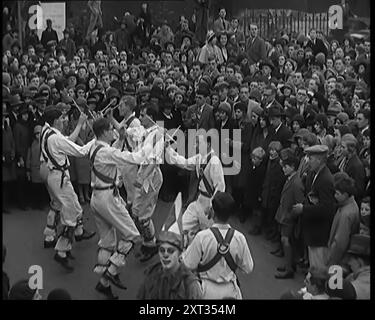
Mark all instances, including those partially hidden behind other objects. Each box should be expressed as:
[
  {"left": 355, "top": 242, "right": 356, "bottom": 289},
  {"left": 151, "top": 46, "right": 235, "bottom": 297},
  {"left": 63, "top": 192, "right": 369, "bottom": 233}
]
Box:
[
  {"left": 138, "top": 86, "right": 150, "bottom": 96},
  {"left": 292, "top": 114, "right": 305, "bottom": 126},
  {"left": 8, "top": 280, "right": 37, "bottom": 300},
  {"left": 158, "top": 231, "right": 183, "bottom": 251},
  {"left": 268, "top": 106, "right": 283, "bottom": 118},
  {"left": 227, "top": 76, "right": 240, "bottom": 88},
  {"left": 145, "top": 67, "right": 158, "bottom": 79},
  {"left": 56, "top": 102, "right": 71, "bottom": 112},
  {"left": 164, "top": 41, "right": 175, "bottom": 50},
  {"left": 110, "top": 66, "right": 121, "bottom": 78},
  {"left": 305, "top": 144, "right": 329, "bottom": 156},
  {"left": 11, "top": 41, "right": 21, "bottom": 50},
  {"left": 347, "top": 234, "right": 370, "bottom": 257},
  {"left": 177, "top": 80, "right": 189, "bottom": 90},
  {"left": 38, "top": 84, "right": 51, "bottom": 96},
  {"left": 281, "top": 83, "right": 295, "bottom": 95},
  {"left": 33, "top": 92, "right": 48, "bottom": 103},
  {"left": 47, "top": 288, "right": 72, "bottom": 300},
  {"left": 206, "top": 30, "right": 216, "bottom": 43},
  {"left": 196, "top": 85, "right": 209, "bottom": 97},
  {"left": 327, "top": 102, "right": 343, "bottom": 116},
  {"left": 18, "top": 104, "right": 29, "bottom": 115},
  {"left": 8, "top": 95, "right": 24, "bottom": 107},
  {"left": 214, "top": 81, "right": 229, "bottom": 90},
  {"left": 259, "top": 59, "right": 275, "bottom": 71},
  {"left": 315, "top": 114, "right": 328, "bottom": 129},
  {"left": 63, "top": 29, "right": 70, "bottom": 35},
  {"left": 75, "top": 83, "right": 86, "bottom": 93},
  {"left": 75, "top": 97, "right": 88, "bottom": 108},
  {"left": 123, "top": 83, "right": 136, "bottom": 96},
  {"left": 181, "top": 31, "right": 193, "bottom": 43},
  {"left": 252, "top": 104, "right": 264, "bottom": 117},
  {"left": 106, "top": 87, "right": 120, "bottom": 100},
  {"left": 35, "top": 44, "right": 46, "bottom": 53},
  {"left": 66, "top": 71, "right": 78, "bottom": 81},
  {"left": 233, "top": 101, "right": 247, "bottom": 113},
  {"left": 150, "top": 85, "right": 164, "bottom": 99},
  {"left": 212, "top": 191, "right": 235, "bottom": 214},
  {"left": 46, "top": 40, "right": 57, "bottom": 47},
  {"left": 91, "top": 89, "right": 104, "bottom": 103},
  {"left": 218, "top": 102, "right": 231, "bottom": 116},
  {"left": 294, "top": 128, "right": 310, "bottom": 140},
  {"left": 249, "top": 89, "right": 262, "bottom": 103}
]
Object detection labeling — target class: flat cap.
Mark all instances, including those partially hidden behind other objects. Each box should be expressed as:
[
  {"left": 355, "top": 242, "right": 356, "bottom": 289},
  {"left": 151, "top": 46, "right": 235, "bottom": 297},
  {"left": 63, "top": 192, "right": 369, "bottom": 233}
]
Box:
[
  {"left": 305, "top": 144, "right": 329, "bottom": 155},
  {"left": 214, "top": 81, "right": 229, "bottom": 90}
]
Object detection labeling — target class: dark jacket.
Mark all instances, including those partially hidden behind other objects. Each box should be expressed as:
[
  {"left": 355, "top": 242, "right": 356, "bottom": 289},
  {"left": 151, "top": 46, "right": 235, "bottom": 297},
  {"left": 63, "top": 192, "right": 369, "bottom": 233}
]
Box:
[
  {"left": 245, "top": 36, "right": 267, "bottom": 65},
  {"left": 306, "top": 38, "right": 328, "bottom": 57},
  {"left": 269, "top": 123, "right": 293, "bottom": 148},
  {"left": 244, "top": 159, "right": 267, "bottom": 210},
  {"left": 302, "top": 165, "right": 336, "bottom": 247},
  {"left": 261, "top": 157, "right": 286, "bottom": 210},
  {"left": 219, "top": 117, "right": 237, "bottom": 168},
  {"left": 13, "top": 119, "right": 31, "bottom": 161},
  {"left": 185, "top": 103, "right": 215, "bottom": 131},
  {"left": 250, "top": 125, "right": 272, "bottom": 153},
  {"left": 59, "top": 38, "right": 76, "bottom": 61},
  {"left": 343, "top": 154, "right": 366, "bottom": 204},
  {"left": 41, "top": 28, "right": 58, "bottom": 49},
  {"left": 2, "top": 124, "right": 17, "bottom": 182}
]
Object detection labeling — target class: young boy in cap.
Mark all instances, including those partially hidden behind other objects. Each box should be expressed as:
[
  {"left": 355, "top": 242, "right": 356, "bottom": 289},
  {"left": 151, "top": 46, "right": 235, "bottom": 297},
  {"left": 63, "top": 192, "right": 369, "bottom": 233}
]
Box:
[{"left": 182, "top": 191, "right": 254, "bottom": 299}]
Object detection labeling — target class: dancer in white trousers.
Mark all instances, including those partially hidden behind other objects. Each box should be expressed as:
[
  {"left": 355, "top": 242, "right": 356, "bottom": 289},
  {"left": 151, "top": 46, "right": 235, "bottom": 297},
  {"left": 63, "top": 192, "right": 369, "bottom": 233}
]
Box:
[
  {"left": 40, "top": 106, "right": 96, "bottom": 272},
  {"left": 89, "top": 117, "right": 148, "bottom": 299}
]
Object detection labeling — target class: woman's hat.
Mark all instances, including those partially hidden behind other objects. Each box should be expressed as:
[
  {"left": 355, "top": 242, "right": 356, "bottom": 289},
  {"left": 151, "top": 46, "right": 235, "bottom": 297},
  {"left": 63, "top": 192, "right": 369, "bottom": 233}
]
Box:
[{"left": 206, "top": 30, "right": 216, "bottom": 43}]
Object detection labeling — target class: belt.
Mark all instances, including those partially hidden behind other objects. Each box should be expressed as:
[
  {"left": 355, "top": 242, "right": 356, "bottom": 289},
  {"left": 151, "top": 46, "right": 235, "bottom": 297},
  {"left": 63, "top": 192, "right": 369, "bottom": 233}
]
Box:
[
  {"left": 199, "top": 190, "right": 211, "bottom": 198},
  {"left": 93, "top": 184, "right": 119, "bottom": 197}
]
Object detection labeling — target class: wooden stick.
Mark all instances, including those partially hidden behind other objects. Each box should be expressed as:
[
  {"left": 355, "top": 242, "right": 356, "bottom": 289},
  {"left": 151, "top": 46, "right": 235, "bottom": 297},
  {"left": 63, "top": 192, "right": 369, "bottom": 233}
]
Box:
[
  {"left": 145, "top": 114, "right": 180, "bottom": 142},
  {"left": 101, "top": 100, "right": 115, "bottom": 114},
  {"left": 71, "top": 99, "right": 94, "bottom": 133}
]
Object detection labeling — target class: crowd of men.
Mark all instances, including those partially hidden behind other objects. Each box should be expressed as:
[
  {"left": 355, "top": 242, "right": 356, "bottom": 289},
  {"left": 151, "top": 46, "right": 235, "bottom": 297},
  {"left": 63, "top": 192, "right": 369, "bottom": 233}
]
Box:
[{"left": 2, "top": 4, "right": 371, "bottom": 300}]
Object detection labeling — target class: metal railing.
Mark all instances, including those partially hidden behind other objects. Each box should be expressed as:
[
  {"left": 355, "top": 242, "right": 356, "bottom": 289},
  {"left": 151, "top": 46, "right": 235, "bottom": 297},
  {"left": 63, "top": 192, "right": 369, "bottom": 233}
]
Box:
[{"left": 243, "top": 9, "right": 329, "bottom": 40}]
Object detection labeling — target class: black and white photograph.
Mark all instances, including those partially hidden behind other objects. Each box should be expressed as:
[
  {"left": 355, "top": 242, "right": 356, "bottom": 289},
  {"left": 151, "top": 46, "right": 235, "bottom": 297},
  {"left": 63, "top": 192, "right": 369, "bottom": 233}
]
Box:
[{"left": 2, "top": 0, "right": 371, "bottom": 303}]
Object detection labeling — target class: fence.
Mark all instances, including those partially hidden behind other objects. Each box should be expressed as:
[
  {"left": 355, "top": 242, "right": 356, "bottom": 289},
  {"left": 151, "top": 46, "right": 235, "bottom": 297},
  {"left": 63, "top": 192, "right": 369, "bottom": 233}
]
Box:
[{"left": 242, "top": 9, "right": 329, "bottom": 40}]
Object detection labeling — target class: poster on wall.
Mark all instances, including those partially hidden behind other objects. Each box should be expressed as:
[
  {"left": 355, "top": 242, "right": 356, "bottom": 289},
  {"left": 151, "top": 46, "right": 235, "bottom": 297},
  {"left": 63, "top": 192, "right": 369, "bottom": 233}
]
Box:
[{"left": 37, "top": 2, "right": 66, "bottom": 41}]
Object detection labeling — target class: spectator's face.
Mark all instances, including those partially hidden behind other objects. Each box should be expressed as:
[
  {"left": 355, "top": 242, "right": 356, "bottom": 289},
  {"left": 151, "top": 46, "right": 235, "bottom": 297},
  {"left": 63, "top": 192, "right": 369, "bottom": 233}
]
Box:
[
  {"left": 165, "top": 53, "right": 173, "bottom": 65},
  {"left": 218, "top": 88, "right": 228, "bottom": 100},
  {"left": 308, "top": 79, "right": 317, "bottom": 92},
  {"left": 296, "top": 89, "right": 307, "bottom": 103},
  {"left": 292, "top": 121, "right": 300, "bottom": 133},
  {"left": 220, "top": 35, "right": 227, "bottom": 46},
  {"left": 310, "top": 30, "right": 317, "bottom": 40},
  {"left": 234, "top": 108, "right": 243, "bottom": 120},
  {"left": 158, "top": 69, "right": 166, "bottom": 80},
  {"left": 89, "top": 78, "right": 97, "bottom": 89},
  {"left": 78, "top": 68, "right": 87, "bottom": 78},
  {"left": 195, "top": 94, "right": 205, "bottom": 107},
  {"left": 239, "top": 87, "right": 250, "bottom": 102},
  {"left": 326, "top": 59, "right": 333, "bottom": 69},
  {"left": 73, "top": 56, "right": 81, "bottom": 66},
  {"left": 329, "top": 93, "right": 338, "bottom": 104},
  {"left": 262, "top": 89, "right": 274, "bottom": 104},
  {"left": 102, "top": 75, "right": 110, "bottom": 88},
  {"left": 51, "top": 88, "right": 59, "bottom": 99},
  {"left": 78, "top": 48, "right": 85, "bottom": 58},
  {"left": 77, "top": 89, "right": 85, "bottom": 98},
  {"left": 250, "top": 25, "right": 258, "bottom": 37},
  {"left": 334, "top": 189, "right": 349, "bottom": 204},
  {"left": 284, "top": 61, "right": 294, "bottom": 73},
  {"left": 364, "top": 41, "right": 370, "bottom": 53},
  {"left": 335, "top": 48, "right": 344, "bottom": 58},
  {"left": 344, "top": 55, "right": 351, "bottom": 65},
  {"left": 278, "top": 55, "right": 285, "bottom": 66},
  {"left": 308, "top": 154, "right": 322, "bottom": 171},
  {"left": 340, "top": 141, "right": 350, "bottom": 157},
  {"left": 109, "top": 59, "right": 117, "bottom": 69},
  {"left": 262, "top": 65, "right": 271, "bottom": 76},
  {"left": 68, "top": 76, "right": 77, "bottom": 87},
  {"left": 251, "top": 152, "right": 262, "bottom": 166},
  {"left": 356, "top": 112, "right": 368, "bottom": 129},
  {"left": 15, "top": 73, "right": 23, "bottom": 85},
  {"left": 88, "top": 63, "right": 96, "bottom": 74},
  {"left": 334, "top": 59, "right": 344, "bottom": 72},
  {"left": 293, "top": 73, "right": 303, "bottom": 86},
  {"left": 219, "top": 9, "right": 226, "bottom": 19},
  {"left": 226, "top": 67, "right": 235, "bottom": 77},
  {"left": 20, "top": 64, "right": 28, "bottom": 76},
  {"left": 363, "top": 135, "right": 370, "bottom": 149},
  {"left": 31, "top": 77, "right": 39, "bottom": 87},
  {"left": 70, "top": 63, "right": 76, "bottom": 72}
]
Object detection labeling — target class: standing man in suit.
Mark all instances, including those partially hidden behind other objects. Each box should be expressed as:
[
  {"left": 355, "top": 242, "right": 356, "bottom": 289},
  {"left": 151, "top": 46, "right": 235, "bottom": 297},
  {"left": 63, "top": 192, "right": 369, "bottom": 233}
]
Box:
[
  {"left": 213, "top": 8, "right": 230, "bottom": 35},
  {"left": 306, "top": 29, "right": 328, "bottom": 57},
  {"left": 185, "top": 86, "right": 216, "bottom": 131},
  {"left": 245, "top": 24, "right": 266, "bottom": 66},
  {"left": 292, "top": 145, "right": 336, "bottom": 270},
  {"left": 268, "top": 107, "right": 292, "bottom": 148}
]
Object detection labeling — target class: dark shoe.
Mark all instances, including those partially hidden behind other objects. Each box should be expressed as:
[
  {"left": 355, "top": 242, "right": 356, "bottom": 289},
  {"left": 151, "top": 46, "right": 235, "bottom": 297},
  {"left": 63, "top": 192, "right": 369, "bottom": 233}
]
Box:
[
  {"left": 95, "top": 282, "right": 119, "bottom": 300},
  {"left": 275, "top": 270, "right": 294, "bottom": 279},
  {"left": 44, "top": 239, "right": 57, "bottom": 249},
  {"left": 103, "top": 271, "right": 127, "bottom": 290},
  {"left": 248, "top": 227, "right": 261, "bottom": 235},
  {"left": 54, "top": 253, "right": 74, "bottom": 272},
  {"left": 139, "top": 245, "right": 159, "bottom": 262},
  {"left": 277, "top": 265, "right": 286, "bottom": 272},
  {"left": 66, "top": 251, "right": 75, "bottom": 260},
  {"left": 75, "top": 229, "right": 96, "bottom": 242}
]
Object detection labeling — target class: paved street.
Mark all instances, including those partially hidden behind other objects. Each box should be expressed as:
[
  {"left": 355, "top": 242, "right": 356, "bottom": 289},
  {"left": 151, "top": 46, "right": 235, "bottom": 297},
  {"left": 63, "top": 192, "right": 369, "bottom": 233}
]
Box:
[{"left": 3, "top": 200, "right": 304, "bottom": 300}]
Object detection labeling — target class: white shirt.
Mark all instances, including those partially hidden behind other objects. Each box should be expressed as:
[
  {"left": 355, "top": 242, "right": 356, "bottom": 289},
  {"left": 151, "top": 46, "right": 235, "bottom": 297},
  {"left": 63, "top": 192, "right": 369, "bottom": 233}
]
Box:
[
  {"left": 166, "top": 148, "right": 225, "bottom": 202},
  {"left": 137, "top": 125, "right": 164, "bottom": 192},
  {"left": 89, "top": 140, "right": 146, "bottom": 188},
  {"left": 182, "top": 223, "right": 254, "bottom": 284},
  {"left": 40, "top": 123, "right": 95, "bottom": 169}
]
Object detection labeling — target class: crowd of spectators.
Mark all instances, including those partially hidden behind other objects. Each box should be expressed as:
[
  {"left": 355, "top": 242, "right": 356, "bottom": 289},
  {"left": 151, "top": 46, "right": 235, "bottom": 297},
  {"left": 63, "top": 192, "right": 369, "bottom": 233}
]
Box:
[{"left": 2, "top": 3, "right": 370, "bottom": 299}]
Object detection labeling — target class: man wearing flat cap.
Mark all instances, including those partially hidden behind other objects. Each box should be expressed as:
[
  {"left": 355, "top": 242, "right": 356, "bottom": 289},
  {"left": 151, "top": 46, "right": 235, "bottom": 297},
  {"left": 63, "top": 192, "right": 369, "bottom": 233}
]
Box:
[
  {"left": 338, "top": 134, "right": 366, "bottom": 205},
  {"left": 292, "top": 144, "right": 336, "bottom": 270},
  {"left": 182, "top": 191, "right": 253, "bottom": 299},
  {"left": 185, "top": 86, "right": 215, "bottom": 131},
  {"left": 326, "top": 234, "right": 370, "bottom": 300}
]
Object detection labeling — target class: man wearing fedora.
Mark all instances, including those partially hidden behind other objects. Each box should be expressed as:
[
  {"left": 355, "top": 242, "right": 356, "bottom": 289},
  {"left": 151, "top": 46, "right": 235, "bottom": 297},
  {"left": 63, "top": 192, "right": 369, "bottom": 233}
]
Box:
[
  {"left": 292, "top": 145, "right": 336, "bottom": 270},
  {"left": 114, "top": 17, "right": 130, "bottom": 52},
  {"left": 326, "top": 234, "right": 370, "bottom": 299},
  {"left": 268, "top": 106, "right": 292, "bottom": 148}
]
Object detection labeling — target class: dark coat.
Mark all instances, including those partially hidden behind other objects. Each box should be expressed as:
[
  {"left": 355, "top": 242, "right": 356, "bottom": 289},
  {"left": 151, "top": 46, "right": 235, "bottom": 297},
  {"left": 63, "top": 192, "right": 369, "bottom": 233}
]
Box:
[
  {"left": 245, "top": 36, "right": 267, "bottom": 65},
  {"left": 244, "top": 159, "right": 267, "bottom": 210},
  {"left": 302, "top": 165, "right": 336, "bottom": 247},
  {"left": 185, "top": 103, "right": 216, "bottom": 131},
  {"left": 41, "top": 28, "right": 58, "bottom": 49},
  {"left": 261, "top": 157, "right": 286, "bottom": 210},
  {"left": 275, "top": 173, "right": 305, "bottom": 225},
  {"left": 13, "top": 119, "right": 31, "bottom": 161},
  {"left": 306, "top": 38, "right": 328, "bottom": 57},
  {"left": 269, "top": 123, "right": 293, "bottom": 148},
  {"left": 250, "top": 125, "right": 272, "bottom": 153},
  {"left": 2, "top": 124, "right": 17, "bottom": 182},
  {"left": 343, "top": 154, "right": 366, "bottom": 203},
  {"left": 219, "top": 117, "right": 237, "bottom": 168}
]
